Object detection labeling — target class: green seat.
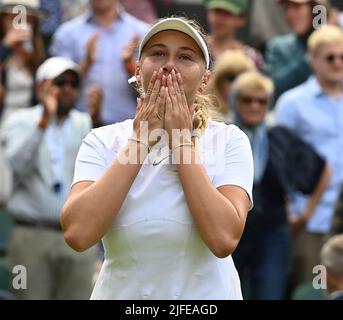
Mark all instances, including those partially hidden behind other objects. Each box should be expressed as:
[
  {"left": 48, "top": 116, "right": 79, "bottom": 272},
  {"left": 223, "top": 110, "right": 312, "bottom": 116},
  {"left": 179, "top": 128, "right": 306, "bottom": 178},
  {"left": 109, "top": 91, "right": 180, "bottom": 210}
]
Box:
[{"left": 291, "top": 282, "right": 326, "bottom": 300}]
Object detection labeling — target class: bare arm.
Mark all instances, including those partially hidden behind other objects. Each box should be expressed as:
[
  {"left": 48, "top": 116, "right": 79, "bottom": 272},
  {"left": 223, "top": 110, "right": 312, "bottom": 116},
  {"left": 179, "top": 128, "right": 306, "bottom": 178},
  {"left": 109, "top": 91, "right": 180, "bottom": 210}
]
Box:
[
  {"left": 165, "top": 70, "right": 251, "bottom": 258},
  {"left": 176, "top": 147, "right": 250, "bottom": 258},
  {"left": 61, "top": 69, "right": 166, "bottom": 251},
  {"left": 291, "top": 164, "right": 332, "bottom": 233},
  {"left": 61, "top": 141, "right": 147, "bottom": 252},
  {"left": 79, "top": 33, "right": 99, "bottom": 78}
]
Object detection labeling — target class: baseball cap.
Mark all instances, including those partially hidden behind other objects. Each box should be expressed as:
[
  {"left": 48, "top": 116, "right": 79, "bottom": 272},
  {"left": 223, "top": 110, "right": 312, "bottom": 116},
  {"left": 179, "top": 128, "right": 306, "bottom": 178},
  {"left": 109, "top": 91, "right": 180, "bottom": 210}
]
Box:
[
  {"left": 36, "top": 57, "right": 80, "bottom": 83},
  {"left": 138, "top": 17, "right": 210, "bottom": 69},
  {"left": 206, "top": 0, "right": 249, "bottom": 15}
]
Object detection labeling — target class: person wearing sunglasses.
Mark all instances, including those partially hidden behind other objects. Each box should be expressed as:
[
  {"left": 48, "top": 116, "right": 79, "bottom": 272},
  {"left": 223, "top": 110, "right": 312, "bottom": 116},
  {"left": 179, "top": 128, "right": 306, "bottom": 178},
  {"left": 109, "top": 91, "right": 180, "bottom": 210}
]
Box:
[
  {"left": 265, "top": 0, "right": 333, "bottom": 100},
  {"left": 208, "top": 50, "right": 256, "bottom": 122},
  {"left": 0, "top": 57, "right": 99, "bottom": 299},
  {"left": 276, "top": 25, "right": 343, "bottom": 293},
  {"left": 229, "top": 71, "right": 330, "bottom": 299}
]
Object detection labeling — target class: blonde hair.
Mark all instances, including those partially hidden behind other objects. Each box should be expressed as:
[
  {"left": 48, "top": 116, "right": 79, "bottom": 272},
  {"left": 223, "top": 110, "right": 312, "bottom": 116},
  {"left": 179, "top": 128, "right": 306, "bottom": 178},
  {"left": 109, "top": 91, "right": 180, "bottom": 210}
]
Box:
[
  {"left": 232, "top": 71, "right": 274, "bottom": 98},
  {"left": 138, "top": 16, "right": 214, "bottom": 148},
  {"left": 209, "top": 50, "right": 256, "bottom": 115},
  {"left": 308, "top": 25, "right": 343, "bottom": 56},
  {"left": 321, "top": 235, "right": 343, "bottom": 274}
]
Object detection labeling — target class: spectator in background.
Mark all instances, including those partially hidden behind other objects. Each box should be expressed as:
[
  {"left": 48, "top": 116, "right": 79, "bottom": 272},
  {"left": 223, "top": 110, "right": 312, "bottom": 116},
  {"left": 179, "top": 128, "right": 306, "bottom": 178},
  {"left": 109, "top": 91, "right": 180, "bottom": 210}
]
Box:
[
  {"left": 120, "top": 0, "right": 171, "bottom": 24},
  {"left": 321, "top": 235, "right": 343, "bottom": 300},
  {"left": 249, "top": 0, "right": 291, "bottom": 53},
  {"left": 0, "top": 0, "right": 45, "bottom": 124},
  {"left": 230, "top": 71, "right": 330, "bottom": 299},
  {"left": 276, "top": 25, "right": 343, "bottom": 290},
  {"left": 205, "top": 0, "right": 264, "bottom": 69},
  {"left": 265, "top": 0, "right": 331, "bottom": 99},
  {"left": 40, "top": 0, "right": 62, "bottom": 50},
  {"left": 208, "top": 50, "right": 256, "bottom": 121},
  {"left": 50, "top": 0, "right": 149, "bottom": 125},
  {"left": 0, "top": 57, "right": 97, "bottom": 299}
]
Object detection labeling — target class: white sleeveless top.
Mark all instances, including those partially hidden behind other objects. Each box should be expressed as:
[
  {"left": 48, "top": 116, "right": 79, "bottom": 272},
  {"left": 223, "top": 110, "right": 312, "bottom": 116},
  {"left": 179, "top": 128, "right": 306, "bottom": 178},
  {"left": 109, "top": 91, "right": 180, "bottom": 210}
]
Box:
[{"left": 73, "top": 119, "right": 254, "bottom": 300}]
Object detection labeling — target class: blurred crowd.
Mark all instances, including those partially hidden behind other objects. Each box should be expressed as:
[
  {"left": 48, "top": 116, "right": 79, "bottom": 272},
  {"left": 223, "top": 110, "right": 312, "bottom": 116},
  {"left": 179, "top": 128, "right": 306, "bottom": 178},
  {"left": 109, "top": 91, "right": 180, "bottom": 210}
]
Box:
[{"left": 1, "top": 0, "right": 343, "bottom": 300}]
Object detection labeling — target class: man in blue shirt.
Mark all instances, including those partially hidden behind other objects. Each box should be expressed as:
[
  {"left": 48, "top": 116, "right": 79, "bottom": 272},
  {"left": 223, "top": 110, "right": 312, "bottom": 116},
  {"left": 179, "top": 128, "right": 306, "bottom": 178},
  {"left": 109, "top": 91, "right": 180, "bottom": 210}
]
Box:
[
  {"left": 276, "top": 25, "right": 343, "bottom": 288},
  {"left": 50, "top": 0, "right": 149, "bottom": 125}
]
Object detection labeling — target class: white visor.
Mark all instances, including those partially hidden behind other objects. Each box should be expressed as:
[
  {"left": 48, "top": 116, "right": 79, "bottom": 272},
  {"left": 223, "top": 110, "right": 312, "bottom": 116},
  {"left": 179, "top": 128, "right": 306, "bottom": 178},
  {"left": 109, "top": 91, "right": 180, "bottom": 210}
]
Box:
[{"left": 138, "top": 18, "right": 210, "bottom": 69}]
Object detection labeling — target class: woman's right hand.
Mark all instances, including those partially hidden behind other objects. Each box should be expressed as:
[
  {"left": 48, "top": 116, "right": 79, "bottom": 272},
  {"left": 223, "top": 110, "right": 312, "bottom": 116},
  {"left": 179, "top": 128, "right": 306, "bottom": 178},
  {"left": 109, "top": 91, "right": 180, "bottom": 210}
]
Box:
[
  {"left": 133, "top": 68, "right": 166, "bottom": 147},
  {"left": 39, "top": 80, "right": 59, "bottom": 121}
]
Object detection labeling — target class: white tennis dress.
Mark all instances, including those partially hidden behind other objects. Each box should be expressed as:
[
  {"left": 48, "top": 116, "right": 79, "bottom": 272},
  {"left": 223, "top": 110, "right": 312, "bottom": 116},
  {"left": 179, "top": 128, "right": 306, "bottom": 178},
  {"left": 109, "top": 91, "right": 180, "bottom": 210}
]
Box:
[{"left": 72, "top": 119, "right": 253, "bottom": 300}]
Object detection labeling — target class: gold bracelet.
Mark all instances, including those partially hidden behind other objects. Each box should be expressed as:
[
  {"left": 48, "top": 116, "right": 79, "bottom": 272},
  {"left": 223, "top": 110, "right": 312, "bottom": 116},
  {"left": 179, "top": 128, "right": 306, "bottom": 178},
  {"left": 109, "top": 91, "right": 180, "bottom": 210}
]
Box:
[{"left": 128, "top": 137, "right": 151, "bottom": 153}]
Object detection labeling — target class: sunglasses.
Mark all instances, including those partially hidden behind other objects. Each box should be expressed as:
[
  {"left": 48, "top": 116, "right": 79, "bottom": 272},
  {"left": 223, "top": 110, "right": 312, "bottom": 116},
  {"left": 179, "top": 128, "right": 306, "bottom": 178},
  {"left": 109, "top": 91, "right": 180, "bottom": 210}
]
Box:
[
  {"left": 53, "top": 77, "right": 80, "bottom": 88},
  {"left": 324, "top": 53, "right": 343, "bottom": 64},
  {"left": 239, "top": 95, "right": 268, "bottom": 106},
  {"left": 226, "top": 74, "right": 237, "bottom": 82}
]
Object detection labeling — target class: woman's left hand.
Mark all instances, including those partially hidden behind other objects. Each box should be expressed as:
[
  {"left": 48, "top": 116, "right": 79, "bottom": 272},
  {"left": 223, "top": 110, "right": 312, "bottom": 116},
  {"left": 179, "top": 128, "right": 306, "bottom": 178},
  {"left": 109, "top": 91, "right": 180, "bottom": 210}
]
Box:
[{"left": 165, "top": 69, "right": 196, "bottom": 149}]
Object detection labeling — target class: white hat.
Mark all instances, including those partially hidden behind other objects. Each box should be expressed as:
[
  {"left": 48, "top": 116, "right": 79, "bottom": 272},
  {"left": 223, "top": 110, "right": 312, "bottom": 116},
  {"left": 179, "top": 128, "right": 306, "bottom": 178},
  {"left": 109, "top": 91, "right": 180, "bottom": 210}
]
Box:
[
  {"left": 36, "top": 57, "right": 80, "bottom": 83},
  {"left": 138, "top": 17, "right": 210, "bottom": 69},
  {"left": 0, "top": 0, "right": 46, "bottom": 19}
]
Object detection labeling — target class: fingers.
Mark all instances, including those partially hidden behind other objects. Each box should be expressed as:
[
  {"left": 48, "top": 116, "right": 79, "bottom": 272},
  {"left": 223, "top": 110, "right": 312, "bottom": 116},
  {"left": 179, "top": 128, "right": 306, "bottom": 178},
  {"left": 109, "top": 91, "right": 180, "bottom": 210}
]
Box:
[
  {"left": 146, "top": 68, "right": 163, "bottom": 111},
  {"left": 190, "top": 104, "right": 197, "bottom": 115},
  {"left": 86, "top": 32, "right": 99, "bottom": 63},
  {"left": 144, "top": 70, "right": 158, "bottom": 103},
  {"left": 155, "top": 86, "right": 166, "bottom": 120},
  {"left": 135, "top": 69, "right": 165, "bottom": 124},
  {"left": 176, "top": 72, "right": 189, "bottom": 111},
  {"left": 165, "top": 87, "right": 172, "bottom": 115},
  {"left": 171, "top": 69, "right": 183, "bottom": 107},
  {"left": 89, "top": 32, "right": 100, "bottom": 44},
  {"left": 136, "top": 97, "right": 143, "bottom": 115},
  {"left": 50, "top": 85, "right": 60, "bottom": 99},
  {"left": 130, "top": 34, "right": 140, "bottom": 47},
  {"left": 166, "top": 73, "right": 177, "bottom": 111},
  {"left": 122, "top": 34, "right": 140, "bottom": 61}
]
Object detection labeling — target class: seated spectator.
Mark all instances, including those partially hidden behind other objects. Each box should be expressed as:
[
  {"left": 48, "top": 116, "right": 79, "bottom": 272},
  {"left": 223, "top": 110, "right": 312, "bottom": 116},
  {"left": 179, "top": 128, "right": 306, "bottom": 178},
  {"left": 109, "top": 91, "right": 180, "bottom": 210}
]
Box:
[
  {"left": 208, "top": 50, "right": 256, "bottom": 120},
  {"left": 0, "top": 57, "right": 98, "bottom": 299},
  {"left": 205, "top": 0, "right": 264, "bottom": 68},
  {"left": 0, "top": 0, "right": 45, "bottom": 124},
  {"left": 276, "top": 25, "right": 343, "bottom": 289},
  {"left": 50, "top": 0, "right": 149, "bottom": 125},
  {"left": 265, "top": 0, "right": 331, "bottom": 99},
  {"left": 230, "top": 71, "right": 331, "bottom": 300},
  {"left": 321, "top": 234, "right": 343, "bottom": 300}
]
